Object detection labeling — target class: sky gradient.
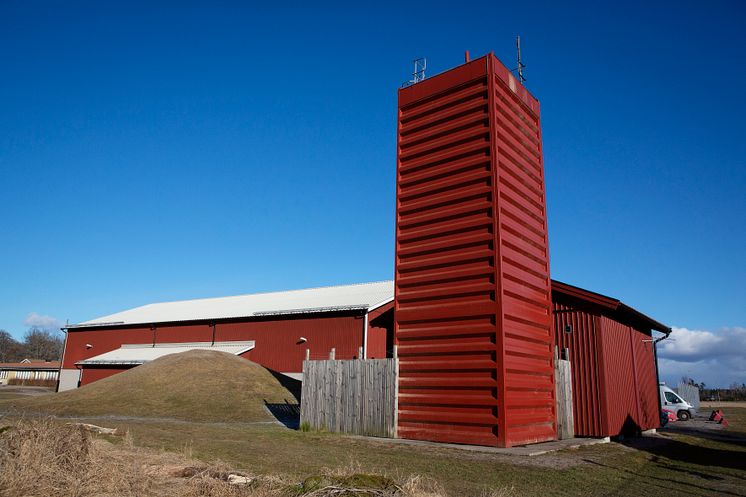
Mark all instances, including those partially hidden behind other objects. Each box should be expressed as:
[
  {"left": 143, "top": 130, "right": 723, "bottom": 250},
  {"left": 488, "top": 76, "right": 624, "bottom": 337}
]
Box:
[{"left": 1, "top": 1, "right": 744, "bottom": 386}]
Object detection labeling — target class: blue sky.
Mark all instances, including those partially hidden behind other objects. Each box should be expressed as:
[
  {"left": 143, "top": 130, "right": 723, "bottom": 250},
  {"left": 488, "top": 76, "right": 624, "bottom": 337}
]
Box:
[{"left": 1, "top": 2, "right": 744, "bottom": 385}]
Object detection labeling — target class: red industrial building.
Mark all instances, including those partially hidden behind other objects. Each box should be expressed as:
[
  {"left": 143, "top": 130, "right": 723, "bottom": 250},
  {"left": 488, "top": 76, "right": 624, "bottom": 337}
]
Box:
[
  {"left": 57, "top": 51, "right": 671, "bottom": 448},
  {"left": 552, "top": 281, "right": 668, "bottom": 437},
  {"left": 59, "top": 281, "right": 394, "bottom": 391},
  {"left": 59, "top": 278, "right": 667, "bottom": 442}
]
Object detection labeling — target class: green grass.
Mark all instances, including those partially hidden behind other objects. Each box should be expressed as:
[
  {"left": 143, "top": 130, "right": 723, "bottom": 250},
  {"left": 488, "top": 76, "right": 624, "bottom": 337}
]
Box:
[
  {"left": 2, "top": 358, "right": 744, "bottom": 496},
  {"left": 721, "top": 405, "right": 746, "bottom": 438},
  {"left": 51, "top": 409, "right": 743, "bottom": 497}
]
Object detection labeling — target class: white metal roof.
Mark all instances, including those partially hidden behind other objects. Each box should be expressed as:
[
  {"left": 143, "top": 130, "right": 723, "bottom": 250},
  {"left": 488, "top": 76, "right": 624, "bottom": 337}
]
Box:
[
  {"left": 76, "top": 341, "right": 255, "bottom": 365},
  {"left": 69, "top": 280, "right": 394, "bottom": 329}
]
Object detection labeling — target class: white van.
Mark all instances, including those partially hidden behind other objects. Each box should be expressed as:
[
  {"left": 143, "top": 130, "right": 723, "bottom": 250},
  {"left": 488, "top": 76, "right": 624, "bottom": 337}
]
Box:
[{"left": 659, "top": 383, "right": 695, "bottom": 420}]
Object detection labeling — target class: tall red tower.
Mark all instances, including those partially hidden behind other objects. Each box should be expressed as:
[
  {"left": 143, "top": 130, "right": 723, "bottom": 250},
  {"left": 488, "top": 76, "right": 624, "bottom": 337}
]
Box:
[{"left": 395, "top": 54, "right": 555, "bottom": 447}]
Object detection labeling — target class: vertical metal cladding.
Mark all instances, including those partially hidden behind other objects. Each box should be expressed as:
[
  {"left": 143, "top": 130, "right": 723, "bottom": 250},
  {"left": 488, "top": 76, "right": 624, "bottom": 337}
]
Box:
[
  {"left": 552, "top": 301, "right": 604, "bottom": 436},
  {"left": 551, "top": 285, "right": 663, "bottom": 437},
  {"left": 63, "top": 312, "right": 368, "bottom": 384},
  {"left": 631, "top": 326, "right": 660, "bottom": 430},
  {"left": 80, "top": 366, "right": 136, "bottom": 386},
  {"left": 598, "top": 318, "right": 640, "bottom": 434},
  {"left": 395, "top": 54, "right": 554, "bottom": 447}
]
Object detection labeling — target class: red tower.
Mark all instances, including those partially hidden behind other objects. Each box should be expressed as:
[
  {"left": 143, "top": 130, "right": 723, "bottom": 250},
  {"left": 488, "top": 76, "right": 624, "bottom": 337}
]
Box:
[{"left": 395, "top": 54, "right": 555, "bottom": 447}]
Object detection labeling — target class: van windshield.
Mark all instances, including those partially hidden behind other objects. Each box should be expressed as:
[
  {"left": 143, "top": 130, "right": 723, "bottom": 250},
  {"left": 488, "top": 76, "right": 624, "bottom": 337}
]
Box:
[{"left": 665, "top": 391, "right": 683, "bottom": 404}]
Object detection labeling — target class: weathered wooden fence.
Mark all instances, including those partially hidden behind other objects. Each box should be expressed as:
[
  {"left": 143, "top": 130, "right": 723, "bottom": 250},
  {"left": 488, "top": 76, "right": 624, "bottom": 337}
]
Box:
[
  {"left": 300, "top": 357, "right": 398, "bottom": 438},
  {"left": 555, "top": 358, "right": 575, "bottom": 439}
]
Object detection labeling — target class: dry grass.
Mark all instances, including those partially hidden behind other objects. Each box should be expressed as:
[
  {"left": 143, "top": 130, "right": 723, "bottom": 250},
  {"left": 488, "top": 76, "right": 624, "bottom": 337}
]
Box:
[
  {"left": 0, "top": 417, "right": 151, "bottom": 497},
  {"left": 0, "top": 417, "right": 491, "bottom": 497},
  {"left": 2, "top": 350, "right": 297, "bottom": 423}
]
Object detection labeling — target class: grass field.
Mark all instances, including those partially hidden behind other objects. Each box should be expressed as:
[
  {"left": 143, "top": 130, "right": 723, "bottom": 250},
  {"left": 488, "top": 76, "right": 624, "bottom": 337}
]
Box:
[
  {"left": 2, "top": 409, "right": 742, "bottom": 496},
  {"left": 2, "top": 358, "right": 745, "bottom": 496}
]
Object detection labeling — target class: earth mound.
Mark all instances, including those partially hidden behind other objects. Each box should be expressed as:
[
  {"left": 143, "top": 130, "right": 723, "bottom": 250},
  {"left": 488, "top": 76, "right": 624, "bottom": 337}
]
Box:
[{"left": 2, "top": 350, "right": 297, "bottom": 422}]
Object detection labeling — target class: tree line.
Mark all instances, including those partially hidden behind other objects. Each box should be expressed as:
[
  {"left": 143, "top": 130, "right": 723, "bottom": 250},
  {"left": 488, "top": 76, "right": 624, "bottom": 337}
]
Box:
[
  {"left": 680, "top": 376, "right": 746, "bottom": 402},
  {"left": 0, "top": 328, "right": 64, "bottom": 363}
]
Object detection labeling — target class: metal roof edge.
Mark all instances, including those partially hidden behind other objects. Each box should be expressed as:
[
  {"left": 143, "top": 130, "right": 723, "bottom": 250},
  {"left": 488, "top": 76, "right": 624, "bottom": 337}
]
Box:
[
  {"left": 551, "top": 279, "right": 671, "bottom": 334},
  {"left": 617, "top": 303, "right": 672, "bottom": 335},
  {"left": 551, "top": 279, "right": 620, "bottom": 309},
  {"left": 366, "top": 297, "right": 394, "bottom": 313},
  {"left": 65, "top": 307, "right": 369, "bottom": 330}
]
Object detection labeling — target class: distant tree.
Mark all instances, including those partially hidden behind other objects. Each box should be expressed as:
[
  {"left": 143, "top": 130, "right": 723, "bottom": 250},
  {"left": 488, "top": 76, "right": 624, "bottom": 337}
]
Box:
[
  {"left": 0, "top": 330, "right": 23, "bottom": 362},
  {"left": 22, "top": 327, "right": 63, "bottom": 361}
]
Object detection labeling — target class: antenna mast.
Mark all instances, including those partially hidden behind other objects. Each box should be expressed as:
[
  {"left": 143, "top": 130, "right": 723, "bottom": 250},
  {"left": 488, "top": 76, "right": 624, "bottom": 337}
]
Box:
[
  {"left": 412, "top": 57, "right": 427, "bottom": 84},
  {"left": 403, "top": 57, "right": 427, "bottom": 87},
  {"left": 515, "top": 36, "right": 526, "bottom": 83}
]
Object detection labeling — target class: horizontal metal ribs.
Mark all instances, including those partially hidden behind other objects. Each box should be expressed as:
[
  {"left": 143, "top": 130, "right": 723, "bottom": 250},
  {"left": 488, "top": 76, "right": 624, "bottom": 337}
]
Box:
[
  {"left": 493, "top": 71, "right": 554, "bottom": 445},
  {"left": 397, "top": 75, "right": 499, "bottom": 446}
]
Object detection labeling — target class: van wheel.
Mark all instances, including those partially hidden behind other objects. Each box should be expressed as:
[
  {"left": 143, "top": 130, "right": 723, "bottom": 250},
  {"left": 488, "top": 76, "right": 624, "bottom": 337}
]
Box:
[{"left": 678, "top": 410, "right": 691, "bottom": 421}]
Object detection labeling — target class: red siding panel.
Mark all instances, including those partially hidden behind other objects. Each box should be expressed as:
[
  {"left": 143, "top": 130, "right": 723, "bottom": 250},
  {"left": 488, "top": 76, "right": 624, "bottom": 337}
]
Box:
[
  {"left": 552, "top": 287, "right": 661, "bottom": 438},
  {"left": 598, "top": 317, "right": 643, "bottom": 435},
  {"left": 65, "top": 313, "right": 366, "bottom": 381},
  {"left": 155, "top": 324, "right": 213, "bottom": 344},
  {"left": 367, "top": 302, "right": 394, "bottom": 359},
  {"left": 552, "top": 301, "right": 605, "bottom": 436},
  {"left": 80, "top": 366, "right": 135, "bottom": 386},
  {"left": 63, "top": 328, "right": 154, "bottom": 369},
  {"left": 395, "top": 54, "right": 554, "bottom": 447}
]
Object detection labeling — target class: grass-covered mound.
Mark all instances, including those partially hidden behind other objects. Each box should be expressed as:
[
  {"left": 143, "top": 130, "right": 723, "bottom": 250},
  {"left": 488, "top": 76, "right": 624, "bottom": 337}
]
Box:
[{"left": 1, "top": 350, "right": 296, "bottom": 422}]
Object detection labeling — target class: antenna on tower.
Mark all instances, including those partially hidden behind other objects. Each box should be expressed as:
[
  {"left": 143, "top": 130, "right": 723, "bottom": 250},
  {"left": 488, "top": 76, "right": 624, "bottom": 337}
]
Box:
[
  {"left": 514, "top": 36, "right": 526, "bottom": 83},
  {"left": 403, "top": 57, "right": 427, "bottom": 87}
]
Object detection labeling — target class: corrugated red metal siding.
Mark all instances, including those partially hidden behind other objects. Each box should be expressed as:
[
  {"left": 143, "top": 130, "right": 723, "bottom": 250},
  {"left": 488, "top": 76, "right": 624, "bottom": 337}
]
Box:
[
  {"left": 552, "top": 301, "right": 604, "bottom": 437},
  {"left": 217, "top": 314, "right": 364, "bottom": 371},
  {"left": 154, "top": 324, "right": 213, "bottom": 344},
  {"left": 632, "top": 331, "right": 659, "bottom": 430},
  {"left": 598, "top": 317, "right": 650, "bottom": 435},
  {"left": 64, "top": 312, "right": 366, "bottom": 382},
  {"left": 395, "top": 54, "right": 554, "bottom": 447},
  {"left": 551, "top": 289, "right": 661, "bottom": 437},
  {"left": 491, "top": 56, "right": 554, "bottom": 448},
  {"left": 367, "top": 302, "right": 393, "bottom": 359},
  {"left": 63, "top": 328, "right": 154, "bottom": 369},
  {"left": 80, "top": 366, "right": 135, "bottom": 386}
]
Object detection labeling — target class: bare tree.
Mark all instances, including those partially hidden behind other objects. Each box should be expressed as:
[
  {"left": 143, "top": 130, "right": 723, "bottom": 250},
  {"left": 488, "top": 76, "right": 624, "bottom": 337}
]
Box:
[
  {"left": 22, "top": 327, "right": 64, "bottom": 361},
  {"left": 0, "top": 330, "right": 23, "bottom": 362}
]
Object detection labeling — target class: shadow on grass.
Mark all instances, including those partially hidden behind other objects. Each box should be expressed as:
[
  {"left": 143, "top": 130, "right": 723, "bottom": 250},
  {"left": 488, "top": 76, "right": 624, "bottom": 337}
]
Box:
[
  {"left": 662, "top": 423, "right": 746, "bottom": 448},
  {"left": 582, "top": 457, "right": 739, "bottom": 497},
  {"left": 264, "top": 400, "right": 300, "bottom": 429},
  {"left": 622, "top": 436, "right": 746, "bottom": 472}
]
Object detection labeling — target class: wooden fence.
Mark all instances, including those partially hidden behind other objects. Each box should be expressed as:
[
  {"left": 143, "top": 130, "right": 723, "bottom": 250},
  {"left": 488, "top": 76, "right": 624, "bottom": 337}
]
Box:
[
  {"left": 555, "top": 358, "right": 575, "bottom": 439},
  {"left": 300, "top": 357, "right": 398, "bottom": 438}
]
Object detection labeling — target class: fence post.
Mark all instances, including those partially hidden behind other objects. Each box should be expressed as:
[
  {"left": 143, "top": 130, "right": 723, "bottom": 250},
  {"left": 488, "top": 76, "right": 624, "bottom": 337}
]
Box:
[
  {"left": 330, "top": 348, "right": 335, "bottom": 360},
  {"left": 358, "top": 346, "right": 363, "bottom": 359},
  {"left": 305, "top": 349, "right": 310, "bottom": 361}
]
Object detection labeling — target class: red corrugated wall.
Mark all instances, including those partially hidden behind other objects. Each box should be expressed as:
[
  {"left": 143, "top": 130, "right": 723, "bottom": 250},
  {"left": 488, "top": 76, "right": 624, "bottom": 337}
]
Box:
[
  {"left": 552, "top": 292, "right": 660, "bottom": 437},
  {"left": 395, "top": 54, "right": 554, "bottom": 447},
  {"left": 598, "top": 317, "right": 659, "bottom": 434},
  {"left": 80, "top": 366, "right": 136, "bottom": 386},
  {"left": 367, "top": 302, "right": 394, "bottom": 359},
  {"left": 64, "top": 312, "right": 367, "bottom": 377},
  {"left": 552, "top": 302, "right": 605, "bottom": 436},
  {"left": 632, "top": 329, "right": 659, "bottom": 430}
]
